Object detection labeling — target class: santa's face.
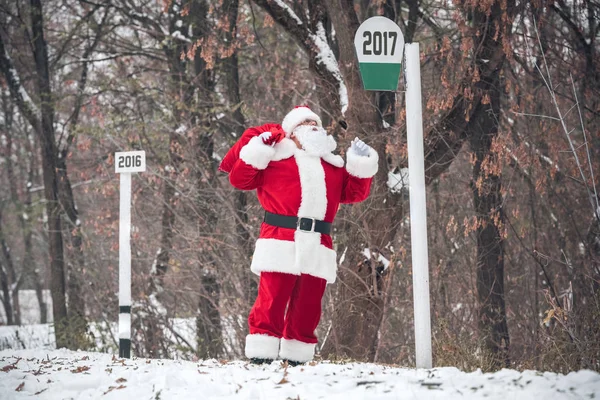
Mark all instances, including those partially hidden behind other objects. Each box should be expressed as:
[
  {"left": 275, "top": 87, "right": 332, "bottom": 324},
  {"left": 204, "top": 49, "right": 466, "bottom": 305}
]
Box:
[{"left": 292, "top": 124, "right": 337, "bottom": 157}]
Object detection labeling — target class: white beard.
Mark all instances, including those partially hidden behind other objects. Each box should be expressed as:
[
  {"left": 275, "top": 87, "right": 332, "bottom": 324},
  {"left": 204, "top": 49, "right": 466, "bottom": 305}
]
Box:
[{"left": 292, "top": 125, "right": 337, "bottom": 157}]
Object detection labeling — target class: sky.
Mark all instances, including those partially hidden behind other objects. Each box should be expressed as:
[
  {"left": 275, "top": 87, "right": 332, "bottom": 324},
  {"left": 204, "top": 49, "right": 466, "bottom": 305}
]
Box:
[{"left": 1, "top": 324, "right": 599, "bottom": 400}]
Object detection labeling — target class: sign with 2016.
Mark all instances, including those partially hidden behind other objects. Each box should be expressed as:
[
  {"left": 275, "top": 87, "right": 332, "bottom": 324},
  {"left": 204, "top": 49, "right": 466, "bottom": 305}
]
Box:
[
  {"left": 354, "top": 16, "right": 405, "bottom": 91},
  {"left": 115, "top": 151, "right": 146, "bottom": 173}
]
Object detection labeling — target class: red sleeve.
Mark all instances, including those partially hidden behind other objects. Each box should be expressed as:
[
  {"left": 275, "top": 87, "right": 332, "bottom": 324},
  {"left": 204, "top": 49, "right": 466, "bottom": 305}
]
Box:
[
  {"left": 229, "top": 157, "right": 265, "bottom": 191},
  {"left": 340, "top": 169, "right": 373, "bottom": 203},
  {"left": 218, "top": 123, "right": 282, "bottom": 173}
]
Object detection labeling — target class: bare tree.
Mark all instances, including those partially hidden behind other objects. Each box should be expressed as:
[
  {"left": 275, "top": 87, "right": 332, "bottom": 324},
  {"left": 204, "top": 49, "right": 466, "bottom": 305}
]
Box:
[{"left": 0, "top": 0, "right": 69, "bottom": 346}]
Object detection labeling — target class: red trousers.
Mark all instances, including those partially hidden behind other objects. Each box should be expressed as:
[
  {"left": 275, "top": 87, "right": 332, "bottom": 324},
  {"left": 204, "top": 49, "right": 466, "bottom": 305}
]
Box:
[{"left": 245, "top": 272, "right": 326, "bottom": 361}]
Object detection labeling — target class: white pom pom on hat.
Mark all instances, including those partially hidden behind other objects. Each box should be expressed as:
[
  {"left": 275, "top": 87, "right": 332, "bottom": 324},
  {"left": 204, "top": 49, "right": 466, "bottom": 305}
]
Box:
[{"left": 281, "top": 105, "right": 322, "bottom": 137}]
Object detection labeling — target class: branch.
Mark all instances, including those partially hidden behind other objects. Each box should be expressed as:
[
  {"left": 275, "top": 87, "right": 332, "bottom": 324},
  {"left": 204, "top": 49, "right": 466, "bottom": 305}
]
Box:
[
  {"left": 251, "top": 0, "right": 306, "bottom": 35},
  {"left": 49, "top": 2, "right": 103, "bottom": 70},
  {"left": 424, "top": 4, "right": 509, "bottom": 183},
  {"left": 550, "top": 2, "right": 591, "bottom": 57},
  {"left": 60, "top": 5, "right": 112, "bottom": 157},
  {"left": 531, "top": 17, "right": 599, "bottom": 219},
  {"left": 252, "top": 0, "right": 346, "bottom": 115},
  {"left": 0, "top": 35, "right": 41, "bottom": 134}
]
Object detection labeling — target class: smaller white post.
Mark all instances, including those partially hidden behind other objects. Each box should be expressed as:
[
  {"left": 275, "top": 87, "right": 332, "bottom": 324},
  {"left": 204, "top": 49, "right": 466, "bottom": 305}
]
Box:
[
  {"left": 404, "top": 43, "right": 433, "bottom": 369},
  {"left": 115, "top": 150, "right": 145, "bottom": 358},
  {"left": 118, "top": 172, "right": 132, "bottom": 358}
]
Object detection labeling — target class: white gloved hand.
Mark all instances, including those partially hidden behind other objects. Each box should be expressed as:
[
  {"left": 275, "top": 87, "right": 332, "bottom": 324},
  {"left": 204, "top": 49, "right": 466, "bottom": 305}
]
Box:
[
  {"left": 350, "top": 137, "right": 371, "bottom": 157},
  {"left": 259, "top": 131, "right": 274, "bottom": 146}
]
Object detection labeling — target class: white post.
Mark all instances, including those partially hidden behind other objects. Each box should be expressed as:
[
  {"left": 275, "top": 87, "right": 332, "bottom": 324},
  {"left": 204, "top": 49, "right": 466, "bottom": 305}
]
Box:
[
  {"left": 118, "top": 172, "right": 132, "bottom": 358},
  {"left": 404, "top": 43, "right": 432, "bottom": 369}
]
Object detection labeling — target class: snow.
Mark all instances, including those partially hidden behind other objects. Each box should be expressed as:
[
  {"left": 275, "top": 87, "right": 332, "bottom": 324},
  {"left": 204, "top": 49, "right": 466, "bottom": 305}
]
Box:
[
  {"left": 171, "top": 30, "right": 191, "bottom": 43},
  {"left": 272, "top": 0, "right": 303, "bottom": 25},
  {"left": 5, "top": 57, "right": 40, "bottom": 119},
  {"left": 0, "top": 348, "right": 598, "bottom": 399},
  {"left": 361, "top": 248, "right": 391, "bottom": 270},
  {"left": 387, "top": 168, "right": 409, "bottom": 193},
  {"left": 0, "top": 314, "right": 598, "bottom": 399},
  {"left": 0, "top": 290, "right": 53, "bottom": 324},
  {"left": 310, "top": 22, "right": 349, "bottom": 115}
]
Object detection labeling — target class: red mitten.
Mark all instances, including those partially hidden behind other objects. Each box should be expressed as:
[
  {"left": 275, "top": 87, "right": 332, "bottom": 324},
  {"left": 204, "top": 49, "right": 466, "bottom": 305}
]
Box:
[
  {"left": 219, "top": 123, "right": 282, "bottom": 173},
  {"left": 260, "top": 130, "right": 284, "bottom": 146},
  {"left": 269, "top": 129, "right": 284, "bottom": 145}
]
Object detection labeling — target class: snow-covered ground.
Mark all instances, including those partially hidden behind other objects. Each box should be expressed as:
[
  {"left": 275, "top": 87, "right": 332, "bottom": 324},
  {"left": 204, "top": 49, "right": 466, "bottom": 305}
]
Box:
[
  {"left": 1, "top": 307, "right": 599, "bottom": 399},
  {"left": 0, "top": 347, "right": 598, "bottom": 399}
]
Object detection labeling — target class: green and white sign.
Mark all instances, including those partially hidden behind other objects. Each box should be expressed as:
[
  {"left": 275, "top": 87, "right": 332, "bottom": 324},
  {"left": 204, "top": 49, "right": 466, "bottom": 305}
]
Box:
[{"left": 354, "top": 16, "right": 405, "bottom": 91}]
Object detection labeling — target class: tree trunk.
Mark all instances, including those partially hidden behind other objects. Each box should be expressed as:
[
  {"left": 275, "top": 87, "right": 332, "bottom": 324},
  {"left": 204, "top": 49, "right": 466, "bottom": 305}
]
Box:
[
  {"left": 183, "top": 0, "right": 224, "bottom": 359},
  {"left": 0, "top": 93, "right": 21, "bottom": 326},
  {"left": 468, "top": 1, "right": 511, "bottom": 369},
  {"left": 57, "top": 161, "right": 89, "bottom": 348},
  {"left": 470, "top": 121, "right": 510, "bottom": 368},
  {"left": 30, "top": 0, "right": 69, "bottom": 348},
  {"left": 0, "top": 257, "right": 12, "bottom": 325},
  {"left": 222, "top": 0, "right": 257, "bottom": 308},
  {"left": 318, "top": 0, "right": 404, "bottom": 361},
  {"left": 0, "top": 205, "right": 19, "bottom": 325},
  {"left": 3, "top": 93, "right": 47, "bottom": 325}
]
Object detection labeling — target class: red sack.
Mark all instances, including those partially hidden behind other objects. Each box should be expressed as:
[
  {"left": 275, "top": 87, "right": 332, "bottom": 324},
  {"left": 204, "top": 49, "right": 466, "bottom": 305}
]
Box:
[{"left": 218, "top": 123, "right": 283, "bottom": 173}]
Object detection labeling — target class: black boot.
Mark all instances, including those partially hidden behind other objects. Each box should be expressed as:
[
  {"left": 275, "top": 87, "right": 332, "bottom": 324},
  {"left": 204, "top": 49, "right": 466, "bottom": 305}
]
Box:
[
  {"left": 249, "top": 357, "right": 272, "bottom": 365},
  {"left": 283, "top": 359, "right": 303, "bottom": 367}
]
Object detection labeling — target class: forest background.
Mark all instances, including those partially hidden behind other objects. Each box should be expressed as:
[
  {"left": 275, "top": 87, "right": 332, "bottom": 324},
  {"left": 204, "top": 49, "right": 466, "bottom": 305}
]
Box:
[{"left": 0, "top": 0, "right": 598, "bottom": 374}]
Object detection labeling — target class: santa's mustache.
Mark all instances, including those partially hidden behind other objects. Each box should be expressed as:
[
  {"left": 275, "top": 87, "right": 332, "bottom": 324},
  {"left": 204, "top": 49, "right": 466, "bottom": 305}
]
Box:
[{"left": 292, "top": 125, "right": 337, "bottom": 156}]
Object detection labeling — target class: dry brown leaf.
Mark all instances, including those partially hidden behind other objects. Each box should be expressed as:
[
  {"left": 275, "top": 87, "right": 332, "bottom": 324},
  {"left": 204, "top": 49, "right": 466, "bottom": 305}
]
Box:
[
  {"left": 15, "top": 382, "right": 24, "bottom": 392},
  {"left": 1, "top": 357, "right": 21, "bottom": 372},
  {"left": 1, "top": 364, "right": 17, "bottom": 373},
  {"left": 71, "top": 365, "right": 91, "bottom": 373}
]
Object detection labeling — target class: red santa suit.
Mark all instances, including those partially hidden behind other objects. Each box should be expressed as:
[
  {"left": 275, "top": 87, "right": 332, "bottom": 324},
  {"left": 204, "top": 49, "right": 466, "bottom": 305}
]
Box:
[{"left": 221, "top": 107, "right": 378, "bottom": 363}]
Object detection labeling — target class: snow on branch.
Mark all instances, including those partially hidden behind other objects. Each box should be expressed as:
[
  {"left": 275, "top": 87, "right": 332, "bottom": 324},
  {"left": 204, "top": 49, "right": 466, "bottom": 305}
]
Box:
[
  {"left": 271, "top": 0, "right": 303, "bottom": 26},
  {"left": 0, "top": 39, "right": 41, "bottom": 132},
  {"left": 253, "top": 0, "right": 348, "bottom": 116},
  {"left": 310, "top": 22, "right": 348, "bottom": 114}
]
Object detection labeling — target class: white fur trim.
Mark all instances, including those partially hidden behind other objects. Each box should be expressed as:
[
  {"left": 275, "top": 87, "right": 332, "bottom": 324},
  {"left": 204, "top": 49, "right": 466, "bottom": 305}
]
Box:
[
  {"left": 282, "top": 107, "right": 322, "bottom": 136},
  {"left": 322, "top": 153, "right": 344, "bottom": 168},
  {"left": 251, "top": 239, "right": 301, "bottom": 276},
  {"left": 250, "top": 238, "right": 337, "bottom": 283},
  {"left": 300, "top": 241, "right": 337, "bottom": 283},
  {"left": 249, "top": 149, "right": 340, "bottom": 283},
  {"left": 239, "top": 136, "right": 276, "bottom": 170},
  {"left": 245, "top": 334, "right": 280, "bottom": 360},
  {"left": 346, "top": 145, "right": 379, "bottom": 178},
  {"left": 279, "top": 338, "right": 316, "bottom": 363},
  {"left": 272, "top": 138, "right": 297, "bottom": 161},
  {"left": 295, "top": 151, "right": 327, "bottom": 219}
]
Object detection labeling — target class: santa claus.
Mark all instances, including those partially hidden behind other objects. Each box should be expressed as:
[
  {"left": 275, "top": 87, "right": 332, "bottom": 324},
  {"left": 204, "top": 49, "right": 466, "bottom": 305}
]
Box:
[{"left": 219, "top": 106, "right": 378, "bottom": 365}]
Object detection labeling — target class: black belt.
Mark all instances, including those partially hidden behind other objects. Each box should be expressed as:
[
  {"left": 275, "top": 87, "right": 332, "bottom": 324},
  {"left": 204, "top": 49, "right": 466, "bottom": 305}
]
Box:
[{"left": 264, "top": 211, "right": 332, "bottom": 235}]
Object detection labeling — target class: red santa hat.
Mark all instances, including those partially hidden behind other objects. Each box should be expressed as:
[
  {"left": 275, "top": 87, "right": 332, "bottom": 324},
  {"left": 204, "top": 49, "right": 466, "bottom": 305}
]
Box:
[{"left": 281, "top": 105, "right": 322, "bottom": 137}]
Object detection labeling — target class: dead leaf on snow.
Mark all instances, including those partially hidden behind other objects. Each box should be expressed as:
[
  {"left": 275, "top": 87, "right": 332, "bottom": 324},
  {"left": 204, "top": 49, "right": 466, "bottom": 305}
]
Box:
[
  {"left": 15, "top": 382, "right": 24, "bottom": 392},
  {"left": 71, "top": 365, "right": 91, "bottom": 373},
  {"left": 103, "top": 384, "right": 126, "bottom": 395},
  {"left": 277, "top": 377, "right": 289, "bottom": 384},
  {"left": 1, "top": 357, "right": 21, "bottom": 372}
]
